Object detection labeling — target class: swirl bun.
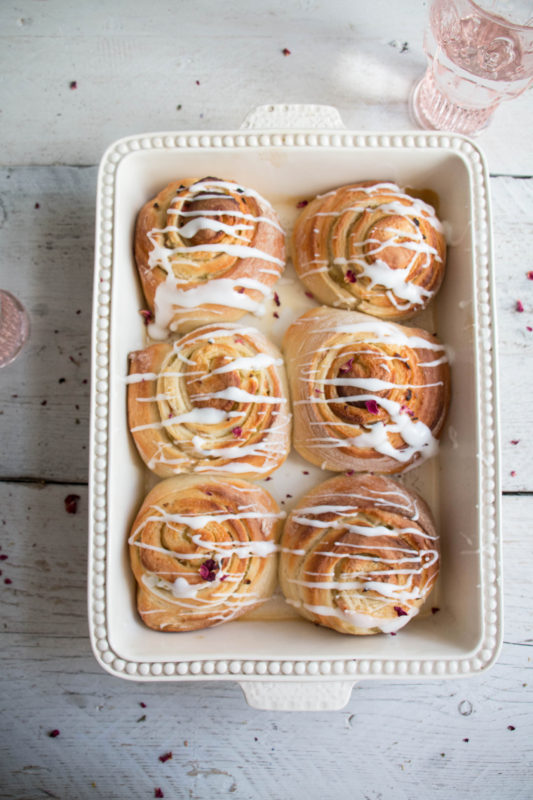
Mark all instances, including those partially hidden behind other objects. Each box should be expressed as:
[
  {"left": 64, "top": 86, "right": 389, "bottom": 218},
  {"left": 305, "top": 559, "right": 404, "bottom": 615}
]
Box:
[
  {"left": 129, "top": 475, "right": 282, "bottom": 631},
  {"left": 283, "top": 306, "right": 450, "bottom": 474},
  {"left": 280, "top": 474, "right": 439, "bottom": 635},
  {"left": 127, "top": 323, "right": 291, "bottom": 479},
  {"left": 135, "top": 177, "right": 286, "bottom": 337},
  {"left": 292, "top": 181, "right": 446, "bottom": 319}
]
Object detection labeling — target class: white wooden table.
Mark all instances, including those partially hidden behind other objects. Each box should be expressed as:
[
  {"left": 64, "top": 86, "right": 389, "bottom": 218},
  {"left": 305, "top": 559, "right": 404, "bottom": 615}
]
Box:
[{"left": 1, "top": 2, "right": 532, "bottom": 798}]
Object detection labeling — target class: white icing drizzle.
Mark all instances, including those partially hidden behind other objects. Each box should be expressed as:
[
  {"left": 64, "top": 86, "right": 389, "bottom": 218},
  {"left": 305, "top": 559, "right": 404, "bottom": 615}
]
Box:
[
  {"left": 131, "top": 487, "right": 283, "bottom": 627},
  {"left": 295, "top": 316, "right": 447, "bottom": 466},
  {"left": 209, "top": 353, "right": 283, "bottom": 375},
  {"left": 129, "top": 324, "right": 289, "bottom": 476},
  {"left": 149, "top": 277, "right": 274, "bottom": 338},
  {"left": 173, "top": 207, "right": 284, "bottom": 233},
  {"left": 286, "top": 485, "right": 437, "bottom": 633},
  {"left": 189, "top": 386, "right": 286, "bottom": 405},
  {"left": 288, "top": 599, "right": 418, "bottom": 633},
  {"left": 131, "top": 407, "right": 228, "bottom": 432},
  {"left": 303, "top": 183, "right": 443, "bottom": 309},
  {"left": 132, "top": 504, "right": 283, "bottom": 535},
  {"left": 144, "top": 178, "right": 284, "bottom": 337}
]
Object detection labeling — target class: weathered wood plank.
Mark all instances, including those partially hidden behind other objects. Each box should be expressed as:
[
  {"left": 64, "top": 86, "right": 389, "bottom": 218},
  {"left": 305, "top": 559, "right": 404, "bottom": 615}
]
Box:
[
  {"left": 491, "top": 176, "right": 533, "bottom": 489},
  {"left": 0, "top": 636, "right": 530, "bottom": 800},
  {"left": 0, "top": 168, "right": 532, "bottom": 489},
  {"left": 0, "top": 484, "right": 525, "bottom": 643},
  {"left": 0, "top": 486, "right": 527, "bottom": 644},
  {"left": 0, "top": 167, "right": 94, "bottom": 482},
  {"left": 0, "top": 478, "right": 530, "bottom": 798},
  {"left": 0, "top": 0, "right": 531, "bottom": 173}
]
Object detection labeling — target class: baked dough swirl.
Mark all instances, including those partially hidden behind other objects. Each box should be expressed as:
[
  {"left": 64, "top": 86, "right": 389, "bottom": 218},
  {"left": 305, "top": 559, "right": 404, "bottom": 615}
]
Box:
[
  {"left": 292, "top": 181, "right": 446, "bottom": 320},
  {"left": 135, "top": 176, "right": 286, "bottom": 337},
  {"left": 280, "top": 474, "right": 439, "bottom": 635},
  {"left": 129, "top": 475, "right": 282, "bottom": 631},
  {"left": 283, "top": 306, "right": 450, "bottom": 473},
  {"left": 127, "top": 323, "right": 291, "bottom": 479}
]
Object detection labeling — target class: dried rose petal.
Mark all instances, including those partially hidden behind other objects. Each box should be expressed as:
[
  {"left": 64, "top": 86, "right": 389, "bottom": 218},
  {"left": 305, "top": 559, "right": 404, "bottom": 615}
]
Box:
[
  {"left": 139, "top": 702, "right": 147, "bottom": 708},
  {"left": 303, "top": 470, "right": 309, "bottom": 475},
  {"left": 365, "top": 400, "right": 379, "bottom": 415},
  {"left": 234, "top": 336, "right": 244, "bottom": 344},
  {"left": 516, "top": 300, "right": 524, "bottom": 312},
  {"left": 400, "top": 404, "right": 414, "bottom": 417},
  {"left": 69, "top": 81, "right": 77, "bottom": 90},
  {"left": 64, "top": 494, "right": 80, "bottom": 514},
  {"left": 155, "top": 789, "right": 164, "bottom": 798},
  {"left": 158, "top": 752, "right": 172, "bottom": 763},
  {"left": 304, "top": 290, "right": 314, "bottom": 299},
  {"left": 48, "top": 729, "right": 60, "bottom": 738},
  {"left": 508, "top": 725, "right": 516, "bottom": 731},
  {"left": 394, "top": 606, "right": 408, "bottom": 617},
  {"left": 139, "top": 309, "right": 154, "bottom": 325},
  {"left": 0, "top": 555, "right": 7, "bottom": 561},
  {"left": 527, "top": 271, "right": 533, "bottom": 280},
  {"left": 34, "top": 202, "right": 40, "bottom": 209},
  {"left": 232, "top": 426, "right": 243, "bottom": 438},
  {"left": 4, "top": 578, "right": 12, "bottom": 585},
  {"left": 200, "top": 560, "right": 218, "bottom": 581},
  {"left": 273, "top": 311, "right": 279, "bottom": 319},
  {"left": 431, "top": 607, "right": 440, "bottom": 614},
  {"left": 282, "top": 48, "right": 291, "bottom": 56},
  {"left": 511, "top": 470, "right": 517, "bottom": 477},
  {"left": 344, "top": 269, "right": 357, "bottom": 284},
  {"left": 273, "top": 292, "right": 281, "bottom": 307},
  {"left": 339, "top": 357, "right": 354, "bottom": 373},
  {"left": 297, "top": 200, "right": 308, "bottom": 209},
  {"left": 346, "top": 469, "right": 354, "bottom": 476},
  {"left": 511, "top": 440, "right": 520, "bottom": 445},
  {"left": 527, "top": 326, "right": 533, "bottom": 332},
  {"left": 463, "top": 738, "right": 469, "bottom": 742}
]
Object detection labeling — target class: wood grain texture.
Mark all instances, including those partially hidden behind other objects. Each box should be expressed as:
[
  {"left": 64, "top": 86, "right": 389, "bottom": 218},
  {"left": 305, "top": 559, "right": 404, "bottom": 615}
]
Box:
[
  {"left": 0, "top": 2, "right": 531, "bottom": 796},
  {"left": 0, "top": 0, "right": 531, "bottom": 172},
  {"left": 0, "top": 168, "right": 531, "bottom": 488},
  {"left": 0, "top": 167, "right": 94, "bottom": 482},
  {"left": 0, "top": 484, "right": 531, "bottom": 800}
]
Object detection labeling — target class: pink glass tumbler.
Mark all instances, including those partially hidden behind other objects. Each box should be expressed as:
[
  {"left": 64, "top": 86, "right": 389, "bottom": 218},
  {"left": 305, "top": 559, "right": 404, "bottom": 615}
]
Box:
[
  {"left": 411, "top": 0, "right": 533, "bottom": 136},
  {"left": 0, "top": 290, "right": 30, "bottom": 368}
]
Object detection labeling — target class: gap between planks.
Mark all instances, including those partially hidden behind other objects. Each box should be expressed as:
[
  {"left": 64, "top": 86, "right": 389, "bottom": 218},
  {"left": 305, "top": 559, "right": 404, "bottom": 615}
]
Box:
[{"left": 1, "top": 165, "right": 532, "bottom": 180}]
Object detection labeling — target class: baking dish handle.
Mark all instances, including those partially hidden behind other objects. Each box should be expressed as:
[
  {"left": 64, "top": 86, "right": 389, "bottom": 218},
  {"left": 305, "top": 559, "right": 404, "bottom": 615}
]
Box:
[
  {"left": 240, "top": 103, "right": 346, "bottom": 130},
  {"left": 239, "top": 680, "right": 355, "bottom": 711}
]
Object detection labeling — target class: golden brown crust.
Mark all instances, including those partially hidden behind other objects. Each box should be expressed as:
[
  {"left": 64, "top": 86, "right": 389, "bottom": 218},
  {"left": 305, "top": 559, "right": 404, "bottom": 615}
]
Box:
[
  {"left": 129, "top": 475, "right": 281, "bottom": 631},
  {"left": 134, "top": 177, "right": 285, "bottom": 335},
  {"left": 127, "top": 323, "right": 291, "bottom": 479},
  {"left": 279, "top": 473, "right": 439, "bottom": 635},
  {"left": 292, "top": 181, "right": 446, "bottom": 320},
  {"left": 282, "top": 306, "right": 450, "bottom": 474}
]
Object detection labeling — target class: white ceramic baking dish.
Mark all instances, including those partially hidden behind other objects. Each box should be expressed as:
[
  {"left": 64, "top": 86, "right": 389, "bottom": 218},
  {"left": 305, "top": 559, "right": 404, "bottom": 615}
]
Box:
[{"left": 88, "top": 105, "right": 502, "bottom": 711}]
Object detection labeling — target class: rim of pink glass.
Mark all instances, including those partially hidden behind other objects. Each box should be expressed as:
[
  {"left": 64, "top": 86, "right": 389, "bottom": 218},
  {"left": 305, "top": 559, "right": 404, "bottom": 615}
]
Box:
[
  {"left": 0, "top": 290, "right": 30, "bottom": 368},
  {"left": 469, "top": 0, "right": 533, "bottom": 31}
]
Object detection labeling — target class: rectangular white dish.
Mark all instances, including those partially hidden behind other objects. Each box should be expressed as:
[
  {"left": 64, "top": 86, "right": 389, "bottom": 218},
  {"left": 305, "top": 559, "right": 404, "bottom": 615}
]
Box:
[{"left": 88, "top": 105, "right": 502, "bottom": 711}]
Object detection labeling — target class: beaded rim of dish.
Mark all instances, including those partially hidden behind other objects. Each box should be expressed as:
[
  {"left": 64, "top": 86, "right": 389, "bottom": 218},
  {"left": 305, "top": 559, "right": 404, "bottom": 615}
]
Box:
[{"left": 89, "top": 129, "right": 501, "bottom": 682}]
